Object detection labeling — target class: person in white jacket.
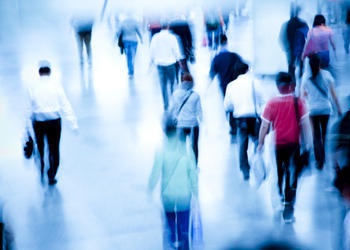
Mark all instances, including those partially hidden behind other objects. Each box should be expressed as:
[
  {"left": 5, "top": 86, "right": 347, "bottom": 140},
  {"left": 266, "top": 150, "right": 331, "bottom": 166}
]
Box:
[
  {"left": 224, "top": 62, "right": 264, "bottom": 180},
  {"left": 26, "top": 60, "right": 78, "bottom": 185},
  {"left": 169, "top": 73, "right": 202, "bottom": 164}
]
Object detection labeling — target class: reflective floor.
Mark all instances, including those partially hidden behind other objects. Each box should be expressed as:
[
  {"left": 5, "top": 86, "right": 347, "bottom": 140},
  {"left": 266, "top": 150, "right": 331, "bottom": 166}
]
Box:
[{"left": 0, "top": 2, "right": 350, "bottom": 250}]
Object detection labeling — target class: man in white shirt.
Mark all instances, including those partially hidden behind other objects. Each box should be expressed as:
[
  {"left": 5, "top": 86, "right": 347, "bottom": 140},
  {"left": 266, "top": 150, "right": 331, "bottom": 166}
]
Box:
[
  {"left": 224, "top": 62, "right": 264, "bottom": 180},
  {"left": 150, "top": 22, "right": 183, "bottom": 110},
  {"left": 27, "top": 61, "right": 78, "bottom": 185}
]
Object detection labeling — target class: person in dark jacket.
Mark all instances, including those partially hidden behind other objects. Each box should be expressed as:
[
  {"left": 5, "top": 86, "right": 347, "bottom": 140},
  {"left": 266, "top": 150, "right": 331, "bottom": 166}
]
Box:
[
  {"left": 280, "top": 4, "right": 309, "bottom": 81},
  {"left": 209, "top": 34, "right": 245, "bottom": 140}
]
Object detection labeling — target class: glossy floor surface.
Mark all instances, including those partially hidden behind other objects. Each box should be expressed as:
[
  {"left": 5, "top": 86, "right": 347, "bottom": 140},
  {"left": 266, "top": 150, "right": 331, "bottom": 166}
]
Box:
[{"left": 0, "top": 2, "right": 350, "bottom": 250}]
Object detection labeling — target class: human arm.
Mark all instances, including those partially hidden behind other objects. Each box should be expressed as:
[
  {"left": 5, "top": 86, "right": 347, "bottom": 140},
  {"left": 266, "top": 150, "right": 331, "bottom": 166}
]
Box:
[
  {"left": 257, "top": 119, "right": 270, "bottom": 151},
  {"left": 58, "top": 87, "right": 78, "bottom": 130}
]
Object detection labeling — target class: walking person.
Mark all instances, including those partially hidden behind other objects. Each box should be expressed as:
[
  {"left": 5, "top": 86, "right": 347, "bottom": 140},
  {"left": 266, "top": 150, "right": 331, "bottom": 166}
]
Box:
[
  {"left": 302, "top": 14, "right": 336, "bottom": 70},
  {"left": 26, "top": 61, "right": 78, "bottom": 185},
  {"left": 116, "top": 14, "right": 143, "bottom": 78},
  {"left": 169, "top": 73, "right": 202, "bottom": 164},
  {"left": 148, "top": 117, "right": 198, "bottom": 250},
  {"left": 300, "top": 54, "right": 342, "bottom": 170},
  {"left": 279, "top": 4, "right": 309, "bottom": 81},
  {"left": 71, "top": 15, "right": 95, "bottom": 68},
  {"left": 258, "top": 72, "right": 310, "bottom": 223},
  {"left": 224, "top": 62, "right": 264, "bottom": 180},
  {"left": 209, "top": 33, "right": 245, "bottom": 141},
  {"left": 150, "top": 22, "right": 183, "bottom": 110}
]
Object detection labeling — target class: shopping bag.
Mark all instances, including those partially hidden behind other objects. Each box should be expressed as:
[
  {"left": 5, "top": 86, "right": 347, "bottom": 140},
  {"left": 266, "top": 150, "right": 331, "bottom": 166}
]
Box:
[
  {"left": 191, "top": 197, "right": 203, "bottom": 248},
  {"left": 251, "top": 151, "right": 267, "bottom": 187}
]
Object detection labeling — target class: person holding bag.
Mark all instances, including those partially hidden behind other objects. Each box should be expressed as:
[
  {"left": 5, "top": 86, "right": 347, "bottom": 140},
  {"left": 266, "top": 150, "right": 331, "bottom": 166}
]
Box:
[
  {"left": 258, "top": 72, "right": 310, "bottom": 223},
  {"left": 300, "top": 54, "right": 342, "bottom": 170},
  {"left": 148, "top": 117, "right": 198, "bottom": 250}
]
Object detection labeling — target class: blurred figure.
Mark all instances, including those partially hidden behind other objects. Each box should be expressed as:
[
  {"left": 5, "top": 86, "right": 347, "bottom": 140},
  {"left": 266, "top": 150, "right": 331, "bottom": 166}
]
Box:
[
  {"left": 116, "top": 14, "right": 143, "bottom": 78},
  {"left": 334, "top": 166, "right": 350, "bottom": 250},
  {"left": 71, "top": 15, "right": 95, "bottom": 67},
  {"left": 343, "top": 4, "right": 350, "bottom": 54},
  {"left": 169, "top": 17, "right": 195, "bottom": 75},
  {"left": 150, "top": 22, "right": 183, "bottom": 110},
  {"left": 169, "top": 73, "right": 202, "bottom": 164},
  {"left": 258, "top": 72, "right": 310, "bottom": 223},
  {"left": 26, "top": 61, "right": 78, "bottom": 185},
  {"left": 209, "top": 34, "right": 245, "bottom": 141},
  {"left": 203, "top": 8, "right": 224, "bottom": 50},
  {"left": 332, "top": 95, "right": 350, "bottom": 169},
  {"left": 302, "top": 14, "right": 336, "bottom": 70},
  {"left": 300, "top": 54, "right": 342, "bottom": 170},
  {"left": 224, "top": 62, "right": 264, "bottom": 180},
  {"left": 148, "top": 117, "right": 198, "bottom": 250},
  {"left": 279, "top": 3, "right": 309, "bottom": 81}
]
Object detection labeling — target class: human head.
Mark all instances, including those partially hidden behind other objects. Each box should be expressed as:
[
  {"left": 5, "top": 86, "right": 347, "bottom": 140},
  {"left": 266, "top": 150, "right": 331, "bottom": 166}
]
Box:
[
  {"left": 235, "top": 61, "right": 249, "bottom": 76},
  {"left": 180, "top": 72, "right": 194, "bottom": 90},
  {"left": 313, "top": 14, "right": 326, "bottom": 27},
  {"left": 309, "top": 54, "right": 321, "bottom": 78},
  {"left": 275, "top": 72, "right": 294, "bottom": 94},
  {"left": 219, "top": 34, "right": 228, "bottom": 46},
  {"left": 38, "top": 60, "right": 51, "bottom": 76}
]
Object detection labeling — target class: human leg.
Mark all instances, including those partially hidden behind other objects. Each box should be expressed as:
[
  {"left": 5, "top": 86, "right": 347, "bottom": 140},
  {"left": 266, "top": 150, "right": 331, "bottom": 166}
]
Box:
[
  {"left": 33, "top": 120, "right": 46, "bottom": 177},
  {"left": 191, "top": 126, "right": 199, "bottom": 164},
  {"left": 311, "top": 115, "right": 326, "bottom": 169},
  {"left": 165, "top": 64, "right": 177, "bottom": 94},
  {"left": 123, "top": 41, "right": 137, "bottom": 76},
  {"left": 82, "top": 31, "right": 92, "bottom": 65},
  {"left": 176, "top": 210, "right": 190, "bottom": 250},
  {"left": 157, "top": 66, "right": 169, "bottom": 110},
  {"left": 237, "top": 118, "right": 250, "bottom": 180},
  {"left": 165, "top": 211, "right": 177, "bottom": 247},
  {"left": 46, "top": 118, "right": 61, "bottom": 183}
]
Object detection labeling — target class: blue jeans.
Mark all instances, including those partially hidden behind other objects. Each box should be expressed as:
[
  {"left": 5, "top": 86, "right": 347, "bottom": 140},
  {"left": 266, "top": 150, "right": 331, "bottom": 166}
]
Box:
[
  {"left": 123, "top": 41, "right": 138, "bottom": 76},
  {"left": 157, "top": 64, "right": 177, "bottom": 110},
  {"left": 165, "top": 210, "right": 190, "bottom": 250}
]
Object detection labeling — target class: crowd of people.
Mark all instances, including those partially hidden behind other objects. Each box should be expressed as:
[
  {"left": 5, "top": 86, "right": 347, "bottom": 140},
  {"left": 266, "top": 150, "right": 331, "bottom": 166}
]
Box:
[{"left": 19, "top": 3, "right": 350, "bottom": 250}]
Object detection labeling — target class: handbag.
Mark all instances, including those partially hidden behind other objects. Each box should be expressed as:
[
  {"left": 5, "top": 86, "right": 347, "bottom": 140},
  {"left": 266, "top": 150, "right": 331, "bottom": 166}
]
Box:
[
  {"left": 190, "top": 196, "right": 203, "bottom": 247},
  {"left": 251, "top": 151, "right": 267, "bottom": 187},
  {"left": 23, "top": 131, "right": 34, "bottom": 159},
  {"left": 166, "top": 91, "right": 193, "bottom": 127}
]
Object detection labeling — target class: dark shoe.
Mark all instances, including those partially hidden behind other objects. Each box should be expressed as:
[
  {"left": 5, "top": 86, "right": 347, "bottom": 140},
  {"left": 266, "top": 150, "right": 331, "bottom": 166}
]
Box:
[{"left": 48, "top": 178, "right": 57, "bottom": 185}]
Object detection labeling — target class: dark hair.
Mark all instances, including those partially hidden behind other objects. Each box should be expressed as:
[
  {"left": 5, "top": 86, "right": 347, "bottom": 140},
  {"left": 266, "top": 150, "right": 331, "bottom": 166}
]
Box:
[
  {"left": 309, "top": 54, "right": 321, "bottom": 79},
  {"left": 219, "top": 34, "right": 228, "bottom": 45},
  {"left": 313, "top": 14, "right": 326, "bottom": 27},
  {"left": 235, "top": 61, "right": 249, "bottom": 75},
  {"left": 39, "top": 66, "right": 51, "bottom": 75},
  {"left": 275, "top": 72, "right": 293, "bottom": 93},
  {"left": 181, "top": 72, "right": 193, "bottom": 82}
]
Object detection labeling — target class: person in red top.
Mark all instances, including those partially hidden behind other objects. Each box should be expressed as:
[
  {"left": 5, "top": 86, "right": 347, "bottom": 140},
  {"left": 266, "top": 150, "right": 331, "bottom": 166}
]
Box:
[{"left": 258, "top": 72, "right": 310, "bottom": 223}]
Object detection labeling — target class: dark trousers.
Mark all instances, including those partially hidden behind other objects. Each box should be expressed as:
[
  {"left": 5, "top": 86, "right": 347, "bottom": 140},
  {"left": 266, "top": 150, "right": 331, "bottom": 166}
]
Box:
[
  {"left": 288, "top": 51, "right": 304, "bottom": 80},
  {"left": 310, "top": 114, "right": 330, "bottom": 169},
  {"left": 275, "top": 143, "right": 300, "bottom": 204},
  {"left": 178, "top": 126, "right": 199, "bottom": 164},
  {"left": 237, "top": 117, "right": 260, "bottom": 178},
  {"left": 76, "top": 31, "right": 92, "bottom": 65},
  {"left": 33, "top": 118, "right": 61, "bottom": 180},
  {"left": 165, "top": 210, "right": 190, "bottom": 250},
  {"left": 157, "top": 64, "right": 177, "bottom": 110}
]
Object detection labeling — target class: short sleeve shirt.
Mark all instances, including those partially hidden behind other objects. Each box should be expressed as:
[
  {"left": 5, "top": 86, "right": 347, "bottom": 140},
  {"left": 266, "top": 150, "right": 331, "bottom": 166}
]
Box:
[{"left": 262, "top": 94, "right": 307, "bottom": 146}]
